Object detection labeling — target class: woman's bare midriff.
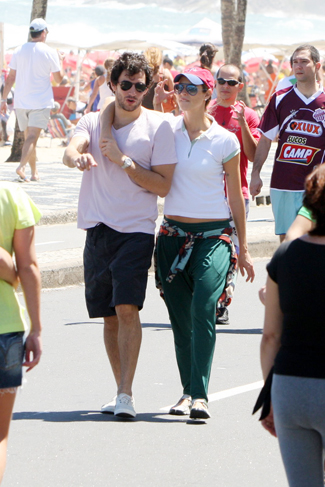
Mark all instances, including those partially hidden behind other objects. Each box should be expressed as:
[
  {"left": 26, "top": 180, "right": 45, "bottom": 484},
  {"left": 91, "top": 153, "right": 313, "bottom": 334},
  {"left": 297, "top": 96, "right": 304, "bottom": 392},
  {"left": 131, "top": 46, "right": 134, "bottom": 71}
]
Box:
[{"left": 165, "top": 215, "right": 227, "bottom": 223}]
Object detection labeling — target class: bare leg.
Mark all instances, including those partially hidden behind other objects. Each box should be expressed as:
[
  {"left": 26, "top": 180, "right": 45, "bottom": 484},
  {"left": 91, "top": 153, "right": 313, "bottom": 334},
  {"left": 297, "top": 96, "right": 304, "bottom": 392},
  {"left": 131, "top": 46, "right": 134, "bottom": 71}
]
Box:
[
  {"left": 16, "top": 127, "right": 41, "bottom": 180},
  {"left": 279, "top": 234, "right": 285, "bottom": 243},
  {"left": 115, "top": 304, "right": 142, "bottom": 396},
  {"left": 0, "top": 390, "right": 17, "bottom": 484},
  {"left": 28, "top": 146, "right": 38, "bottom": 180},
  {"left": 103, "top": 315, "right": 121, "bottom": 387},
  {"left": 103, "top": 305, "right": 142, "bottom": 397}
]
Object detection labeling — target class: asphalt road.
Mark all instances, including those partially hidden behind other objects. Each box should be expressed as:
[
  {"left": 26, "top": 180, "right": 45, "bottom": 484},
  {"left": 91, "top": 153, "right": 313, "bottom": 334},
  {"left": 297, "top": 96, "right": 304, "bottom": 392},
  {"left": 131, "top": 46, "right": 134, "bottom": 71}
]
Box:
[{"left": 3, "top": 259, "right": 288, "bottom": 487}]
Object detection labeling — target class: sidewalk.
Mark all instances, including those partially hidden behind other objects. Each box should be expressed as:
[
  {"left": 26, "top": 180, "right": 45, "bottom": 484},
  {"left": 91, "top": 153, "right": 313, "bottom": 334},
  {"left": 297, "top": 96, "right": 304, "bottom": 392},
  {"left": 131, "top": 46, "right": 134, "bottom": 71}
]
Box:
[{"left": 0, "top": 137, "right": 278, "bottom": 288}]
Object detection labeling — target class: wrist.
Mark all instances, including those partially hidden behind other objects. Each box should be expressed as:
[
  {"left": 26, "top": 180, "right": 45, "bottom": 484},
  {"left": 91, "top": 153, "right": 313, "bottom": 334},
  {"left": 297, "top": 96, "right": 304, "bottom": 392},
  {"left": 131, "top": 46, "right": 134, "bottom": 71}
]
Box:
[
  {"left": 121, "top": 156, "right": 133, "bottom": 170},
  {"left": 239, "top": 244, "right": 248, "bottom": 253},
  {"left": 1, "top": 99, "right": 6, "bottom": 103}
]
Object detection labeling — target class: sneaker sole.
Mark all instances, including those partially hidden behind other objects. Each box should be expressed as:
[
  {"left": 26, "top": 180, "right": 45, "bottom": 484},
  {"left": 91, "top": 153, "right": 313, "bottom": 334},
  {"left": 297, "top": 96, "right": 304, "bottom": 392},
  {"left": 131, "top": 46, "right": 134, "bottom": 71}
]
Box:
[
  {"left": 115, "top": 412, "right": 136, "bottom": 419},
  {"left": 169, "top": 407, "right": 190, "bottom": 415},
  {"left": 190, "top": 408, "right": 211, "bottom": 420},
  {"left": 114, "top": 409, "right": 136, "bottom": 418},
  {"left": 101, "top": 408, "right": 115, "bottom": 414}
]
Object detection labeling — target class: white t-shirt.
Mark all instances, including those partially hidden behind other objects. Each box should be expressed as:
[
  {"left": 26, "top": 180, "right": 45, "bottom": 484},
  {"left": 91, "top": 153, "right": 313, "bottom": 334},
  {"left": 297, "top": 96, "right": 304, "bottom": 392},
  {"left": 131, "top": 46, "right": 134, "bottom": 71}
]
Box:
[
  {"left": 10, "top": 42, "right": 61, "bottom": 109},
  {"left": 74, "top": 110, "right": 177, "bottom": 234},
  {"left": 164, "top": 114, "right": 240, "bottom": 219}
]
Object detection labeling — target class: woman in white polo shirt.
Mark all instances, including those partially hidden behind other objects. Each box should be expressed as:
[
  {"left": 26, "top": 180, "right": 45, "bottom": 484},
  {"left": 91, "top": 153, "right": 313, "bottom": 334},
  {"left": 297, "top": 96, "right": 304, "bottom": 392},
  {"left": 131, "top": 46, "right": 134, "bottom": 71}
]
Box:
[{"left": 154, "top": 67, "right": 255, "bottom": 420}]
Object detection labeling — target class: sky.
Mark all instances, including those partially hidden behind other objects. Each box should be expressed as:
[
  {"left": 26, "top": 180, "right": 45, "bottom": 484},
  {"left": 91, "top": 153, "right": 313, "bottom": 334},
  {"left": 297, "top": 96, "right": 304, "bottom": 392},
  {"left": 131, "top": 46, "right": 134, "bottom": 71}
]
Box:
[{"left": 0, "top": 0, "right": 324, "bottom": 52}]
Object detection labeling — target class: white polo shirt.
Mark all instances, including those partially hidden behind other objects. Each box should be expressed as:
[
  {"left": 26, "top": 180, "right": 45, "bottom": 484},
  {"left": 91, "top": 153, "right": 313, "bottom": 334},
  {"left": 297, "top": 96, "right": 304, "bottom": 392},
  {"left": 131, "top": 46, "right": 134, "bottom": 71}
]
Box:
[{"left": 164, "top": 114, "right": 240, "bottom": 219}]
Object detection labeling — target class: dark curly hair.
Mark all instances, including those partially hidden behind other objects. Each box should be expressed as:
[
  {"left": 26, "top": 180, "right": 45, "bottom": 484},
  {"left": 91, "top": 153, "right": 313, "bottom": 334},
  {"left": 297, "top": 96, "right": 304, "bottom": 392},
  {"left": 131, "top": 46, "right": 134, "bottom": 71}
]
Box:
[
  {"left": 199, "top": 43, "right": 218, "bottom": 70},
  {"left": 303, "top": 164, "right": 325, "bottom": 236},
  {"left": 110, "top": 52, "right": 153, "bottom": 90}
]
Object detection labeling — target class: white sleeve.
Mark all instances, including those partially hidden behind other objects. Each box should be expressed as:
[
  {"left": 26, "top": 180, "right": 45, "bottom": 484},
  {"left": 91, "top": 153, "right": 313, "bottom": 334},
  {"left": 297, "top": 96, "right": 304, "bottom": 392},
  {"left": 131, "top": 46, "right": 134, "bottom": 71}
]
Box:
[
  {"left": 222, "top": 132, "right": 240, "bottom": 163},
  {"left": 72, "top": 113, "right": 93, "bottom": 142}
]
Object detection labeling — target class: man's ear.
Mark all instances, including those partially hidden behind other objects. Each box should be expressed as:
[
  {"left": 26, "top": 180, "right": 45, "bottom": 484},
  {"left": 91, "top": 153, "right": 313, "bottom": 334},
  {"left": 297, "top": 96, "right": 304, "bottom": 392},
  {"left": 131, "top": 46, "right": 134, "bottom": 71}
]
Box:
[
  {"left": 238, "top": 82, "right": 244, "bottom": 93},
  {"left": 110, "top": 82, "right": 116, "bottom": 94}
]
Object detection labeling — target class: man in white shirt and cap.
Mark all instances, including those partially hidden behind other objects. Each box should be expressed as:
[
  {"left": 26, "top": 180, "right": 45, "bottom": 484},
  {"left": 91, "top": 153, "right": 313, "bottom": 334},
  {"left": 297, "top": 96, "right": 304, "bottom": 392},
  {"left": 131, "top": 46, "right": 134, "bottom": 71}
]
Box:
[{"left": 0, "top": 18, "right": 64, "bottom": 181}]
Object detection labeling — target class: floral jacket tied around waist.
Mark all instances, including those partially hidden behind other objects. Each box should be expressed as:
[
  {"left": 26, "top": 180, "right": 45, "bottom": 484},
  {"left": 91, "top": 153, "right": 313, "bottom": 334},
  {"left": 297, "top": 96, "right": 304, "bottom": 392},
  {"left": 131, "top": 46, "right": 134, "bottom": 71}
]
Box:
[{"left": 154, "top": 218, "right": 238, "bottom": 308}]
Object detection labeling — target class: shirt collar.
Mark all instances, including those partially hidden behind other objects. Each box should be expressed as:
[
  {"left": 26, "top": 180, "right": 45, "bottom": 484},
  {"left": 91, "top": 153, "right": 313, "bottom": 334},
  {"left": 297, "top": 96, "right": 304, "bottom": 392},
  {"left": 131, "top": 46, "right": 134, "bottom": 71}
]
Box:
[{"left": 178, "top": 113, "right": 217, "bottom": 140}]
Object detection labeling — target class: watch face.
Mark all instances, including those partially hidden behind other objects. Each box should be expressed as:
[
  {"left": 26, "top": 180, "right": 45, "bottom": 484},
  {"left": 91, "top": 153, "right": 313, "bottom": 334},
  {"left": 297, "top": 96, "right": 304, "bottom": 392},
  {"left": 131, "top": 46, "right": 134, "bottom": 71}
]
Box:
[{"left": 122, "top": 157, "right": 132, "bottom": 169}]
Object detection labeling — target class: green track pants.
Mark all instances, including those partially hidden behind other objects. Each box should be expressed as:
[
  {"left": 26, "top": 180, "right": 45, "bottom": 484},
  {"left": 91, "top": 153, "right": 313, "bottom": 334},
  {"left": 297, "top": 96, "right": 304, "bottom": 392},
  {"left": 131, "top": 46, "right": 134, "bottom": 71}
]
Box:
[{"left": 157, "top": 219, "right": 231, "bottom": 401}]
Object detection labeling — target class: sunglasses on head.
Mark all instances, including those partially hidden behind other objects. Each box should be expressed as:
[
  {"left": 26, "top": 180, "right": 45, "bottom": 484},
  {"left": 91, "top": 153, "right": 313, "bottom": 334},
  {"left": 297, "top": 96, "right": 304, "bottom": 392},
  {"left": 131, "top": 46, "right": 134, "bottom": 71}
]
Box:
[
  {"left": 118, "top": 80, "right": 147, "bottom": 93},
  {"left": 217, "top": 78, "right": 240, "bottom": 86},
  {"left": 174, "top": 83, "right": 199, "bottom": 96}
]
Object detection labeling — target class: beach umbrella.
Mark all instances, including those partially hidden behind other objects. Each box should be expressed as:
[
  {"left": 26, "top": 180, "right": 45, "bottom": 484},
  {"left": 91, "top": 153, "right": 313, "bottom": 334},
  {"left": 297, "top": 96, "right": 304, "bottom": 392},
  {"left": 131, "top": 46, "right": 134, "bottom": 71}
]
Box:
[{"left": 242, "top": 49, "right": 280, "bottom": 73}]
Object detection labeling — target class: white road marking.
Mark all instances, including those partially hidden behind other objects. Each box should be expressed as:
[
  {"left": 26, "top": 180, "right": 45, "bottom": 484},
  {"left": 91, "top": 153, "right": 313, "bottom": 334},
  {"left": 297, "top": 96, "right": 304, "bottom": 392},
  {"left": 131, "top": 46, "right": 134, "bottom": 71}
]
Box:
[
  {"left": 35, "top": 241, "right": 64, "bottom": 246},
  {"left": 160, "top": 380, "right": 263, "bottom": 411}
]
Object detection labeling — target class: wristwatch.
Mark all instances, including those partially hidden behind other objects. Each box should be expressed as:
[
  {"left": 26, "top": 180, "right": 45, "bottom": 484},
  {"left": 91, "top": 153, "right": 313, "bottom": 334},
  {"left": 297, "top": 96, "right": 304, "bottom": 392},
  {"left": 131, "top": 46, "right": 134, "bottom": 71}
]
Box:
[{"left": 121, "top": 156, "right": 132, "bottom": 170}]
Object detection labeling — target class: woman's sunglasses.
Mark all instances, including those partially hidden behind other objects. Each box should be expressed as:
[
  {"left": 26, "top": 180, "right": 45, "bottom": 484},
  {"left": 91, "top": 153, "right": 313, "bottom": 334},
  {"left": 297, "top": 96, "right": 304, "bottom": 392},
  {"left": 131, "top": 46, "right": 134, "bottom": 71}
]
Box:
[
  {"left": 174, "top": 83, "right": 199, "bottom": 96},
  {"left": 217, "top": 78, "right": 240, "bottom": 87},
  {"left": 118, "top": 80, "right": 147, "bottom": 93}
]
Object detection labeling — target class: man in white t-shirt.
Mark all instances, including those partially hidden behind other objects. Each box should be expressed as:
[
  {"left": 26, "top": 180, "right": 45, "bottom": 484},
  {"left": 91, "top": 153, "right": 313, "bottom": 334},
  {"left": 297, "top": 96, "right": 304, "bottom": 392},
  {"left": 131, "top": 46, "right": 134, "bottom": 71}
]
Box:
[
  {"left": 63, "top": 52, "right": 177, "bottom": 419},
  {"left": 0, "top": 18, "right": 64, "bottom": 182}
]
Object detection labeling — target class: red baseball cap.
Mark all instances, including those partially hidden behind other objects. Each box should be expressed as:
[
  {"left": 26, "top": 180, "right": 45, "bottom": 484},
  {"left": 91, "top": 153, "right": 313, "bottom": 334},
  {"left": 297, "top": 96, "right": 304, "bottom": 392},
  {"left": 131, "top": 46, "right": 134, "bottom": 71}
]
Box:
[{"left": 174, "top": 67, "right": 214, "bottom": 91}]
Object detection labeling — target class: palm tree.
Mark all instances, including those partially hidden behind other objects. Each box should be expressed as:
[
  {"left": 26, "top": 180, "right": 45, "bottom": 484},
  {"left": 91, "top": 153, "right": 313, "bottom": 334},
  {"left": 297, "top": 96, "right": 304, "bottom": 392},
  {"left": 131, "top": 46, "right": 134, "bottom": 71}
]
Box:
[
  {"left": 221, "top": 0, "right": 248, "bottom": 103},
  {"left": 6, "top": 0, "right": 48, "bottom": 162}
]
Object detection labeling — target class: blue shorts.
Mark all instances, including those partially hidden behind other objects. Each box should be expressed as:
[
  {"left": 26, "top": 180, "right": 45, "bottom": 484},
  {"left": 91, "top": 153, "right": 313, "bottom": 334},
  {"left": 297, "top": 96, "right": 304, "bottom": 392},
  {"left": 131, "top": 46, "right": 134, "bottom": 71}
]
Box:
[
  {"left": 0, "top": 332, "right": 24, "bottom": 389},
  {"left": 270, "top": 189, "right": 304, "bottom": 235},
  {"left": 84, "top": 224, "right": 154, "bottom": 318}
]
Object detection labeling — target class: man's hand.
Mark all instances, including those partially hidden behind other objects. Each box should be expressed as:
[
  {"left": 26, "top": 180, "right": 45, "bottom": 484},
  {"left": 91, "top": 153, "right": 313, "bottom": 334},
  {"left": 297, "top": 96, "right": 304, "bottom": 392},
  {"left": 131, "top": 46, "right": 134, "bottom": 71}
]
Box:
[
  {"left": 23, "top": 331, "right": 42, "bottom": 372},
  {"left": 232, "top": 101, "right": 246, "bottom": 127},
  {"left": 154, "top": 80, "right": 174, "bottom": 105},
  {"left": 73, "top": 153, "right": 97, "bottom": 171},
  {"left": 249, "top": 172, "right": 263, "bottom": 200},
  {"left": 100, "top": 137, "right": 124, "bottom": 166},
  {"left": 238, "top": 250, "right": 255, "bottom": 282}
]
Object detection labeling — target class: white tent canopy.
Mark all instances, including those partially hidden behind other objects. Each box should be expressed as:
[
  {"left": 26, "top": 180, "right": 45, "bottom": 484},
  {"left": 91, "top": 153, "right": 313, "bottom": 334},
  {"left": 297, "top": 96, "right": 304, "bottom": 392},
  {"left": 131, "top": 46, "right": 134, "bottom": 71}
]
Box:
[
  {"left": 174, "top": 18, "right": 222, "bottom": 46},
  {"left": 90, "top": 34, "right": 197, "bottom": 56}
]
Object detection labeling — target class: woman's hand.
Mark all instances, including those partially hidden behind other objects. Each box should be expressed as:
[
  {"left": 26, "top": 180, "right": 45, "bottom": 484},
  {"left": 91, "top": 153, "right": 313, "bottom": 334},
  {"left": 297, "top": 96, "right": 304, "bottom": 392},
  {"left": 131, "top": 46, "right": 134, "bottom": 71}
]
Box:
[
  {"left": 238, "top": 249, "right": 255, "bottom": 282},
  {"left": 23, "top": 331, "right": 42, "bottom": 372},
  {"left": 261, "top": 405, "right": 277, "bottom": 437},
  {"left": 259, "top": 285, "right": 266, "bottom": 305}
]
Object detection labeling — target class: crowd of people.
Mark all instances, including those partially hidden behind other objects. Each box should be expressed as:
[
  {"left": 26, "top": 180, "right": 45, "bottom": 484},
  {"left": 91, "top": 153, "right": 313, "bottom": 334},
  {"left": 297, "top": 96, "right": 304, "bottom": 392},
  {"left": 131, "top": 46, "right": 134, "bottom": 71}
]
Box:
[{"left": 1, "top": 16, "right": 325, "bottom": 487}]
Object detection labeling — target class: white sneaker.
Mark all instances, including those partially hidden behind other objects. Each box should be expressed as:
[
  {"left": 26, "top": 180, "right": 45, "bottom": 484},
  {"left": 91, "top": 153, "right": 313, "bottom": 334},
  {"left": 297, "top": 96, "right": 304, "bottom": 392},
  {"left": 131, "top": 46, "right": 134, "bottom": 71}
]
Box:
[
  {"left": 101, "top": 396, "right": 117, "bottom": 414},
  {"left": 114, "top": 393, "right": 136, "bottom": 418},
  {"left": 169, "top": 394, "right": 192, "bottom": 415}
]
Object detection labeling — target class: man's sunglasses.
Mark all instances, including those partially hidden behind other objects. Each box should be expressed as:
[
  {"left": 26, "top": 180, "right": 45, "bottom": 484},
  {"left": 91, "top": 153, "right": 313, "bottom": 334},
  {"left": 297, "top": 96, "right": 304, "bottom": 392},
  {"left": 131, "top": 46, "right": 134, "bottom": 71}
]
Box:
[
  {"left": 174, "top": 83, "right": 199, "bottom": 96},
  {"left": 217, "top": 78, "right": 240, "bottom": 86},
  {"left": 118, "top": 80, "right": 147, "bottom": 93}
]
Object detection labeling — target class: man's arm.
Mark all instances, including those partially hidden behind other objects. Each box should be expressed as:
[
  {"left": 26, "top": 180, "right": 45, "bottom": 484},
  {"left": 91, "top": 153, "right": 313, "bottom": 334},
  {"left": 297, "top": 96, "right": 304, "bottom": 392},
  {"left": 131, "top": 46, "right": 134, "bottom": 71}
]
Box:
[
  {"left": 0, "top": 69, "right": 16, "bottom": 114},
  {"left": 224, "top": 154, "right": 255, "bottom": 282},
  {"left": 233, "top": 102, "right": 259, "bottom": 162},
  {"left": 249, "top": 134, "right": 272, "bottom": 199},
  {"left": 52, "top": 51, "right": 65, "bottom": 85},
  {"left": 100, "top": 100, "right": 176, "bottom": 197},
  {"left": 100, "top": 135, "right": 175, "bottom": 197},
  {"left": 63, "top": 136, "right": 97, "bottom": 172},
  {"left": 0, "top": 247, "right": 18, "bottom": 289}
]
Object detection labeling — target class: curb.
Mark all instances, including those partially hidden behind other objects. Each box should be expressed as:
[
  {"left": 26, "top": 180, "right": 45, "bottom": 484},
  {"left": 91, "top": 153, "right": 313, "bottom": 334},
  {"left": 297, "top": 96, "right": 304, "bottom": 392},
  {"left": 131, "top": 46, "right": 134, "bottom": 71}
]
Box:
[
  {"left": 38, "top": 237, "right": 278, "bottom": 289},
  {"left": 38, "top": 203, "right": 165, "bottom": 226},
  {"left": 39, "top": 209, "right": 78, "bottom": 226}
]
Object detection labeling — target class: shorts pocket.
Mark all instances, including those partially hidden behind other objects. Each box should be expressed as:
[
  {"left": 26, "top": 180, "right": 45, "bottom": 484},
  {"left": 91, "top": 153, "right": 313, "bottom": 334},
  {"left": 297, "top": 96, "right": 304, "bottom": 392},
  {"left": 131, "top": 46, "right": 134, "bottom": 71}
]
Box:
[{"left": 0, "top": 333, "right": 24, "bottom": 371}]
